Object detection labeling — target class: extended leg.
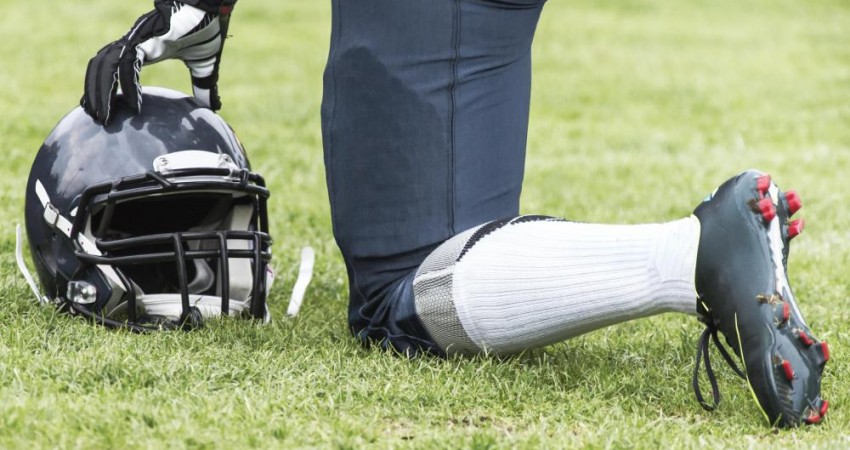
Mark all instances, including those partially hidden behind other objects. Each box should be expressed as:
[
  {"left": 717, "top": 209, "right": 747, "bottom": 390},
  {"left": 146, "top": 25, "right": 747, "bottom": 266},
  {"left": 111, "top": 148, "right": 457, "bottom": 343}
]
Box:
[{"left": 321, "top": 0, "right": 828, "bottom": 427}]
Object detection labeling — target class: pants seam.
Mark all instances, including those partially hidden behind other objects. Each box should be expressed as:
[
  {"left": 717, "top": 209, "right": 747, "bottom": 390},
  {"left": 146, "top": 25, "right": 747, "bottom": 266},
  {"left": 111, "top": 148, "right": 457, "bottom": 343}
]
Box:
[
  {"left": 448, "top": 0, "right": 461, "bottom": 236},
  {"left": 325, "top": 0, "right": 342, "bottom": 238}
]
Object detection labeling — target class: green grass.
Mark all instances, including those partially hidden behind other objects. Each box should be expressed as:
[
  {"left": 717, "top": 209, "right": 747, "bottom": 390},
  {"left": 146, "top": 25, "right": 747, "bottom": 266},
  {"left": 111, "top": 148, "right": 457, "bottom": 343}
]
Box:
[{"left": 1, "top": 0, "right": 849, "bottom": 448}]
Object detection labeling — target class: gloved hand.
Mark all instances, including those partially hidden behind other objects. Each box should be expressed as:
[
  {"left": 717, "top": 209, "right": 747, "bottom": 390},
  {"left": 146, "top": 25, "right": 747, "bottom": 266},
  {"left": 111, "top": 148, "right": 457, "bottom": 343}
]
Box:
[{"left": 81, "top": 1, "right": 235, "bottom": 124}]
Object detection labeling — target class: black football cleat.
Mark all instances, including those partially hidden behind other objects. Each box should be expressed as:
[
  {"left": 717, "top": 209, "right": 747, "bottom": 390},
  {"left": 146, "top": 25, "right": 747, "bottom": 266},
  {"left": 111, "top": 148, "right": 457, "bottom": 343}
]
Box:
[{"left": 692, "top": 170, "right": 829, "bottom": 427}]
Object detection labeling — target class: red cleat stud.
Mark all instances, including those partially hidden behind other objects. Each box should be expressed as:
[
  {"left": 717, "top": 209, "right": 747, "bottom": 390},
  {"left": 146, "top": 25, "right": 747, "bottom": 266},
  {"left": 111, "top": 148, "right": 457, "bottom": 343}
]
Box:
[
  {"left": 788, "top": 219, "right": 805, "bottom": 239},
  {"left": 798, "top": 331, "right": 814, "bottom": 347},
  {"left": 782, "top": 302, "right": 790, "bottom": 323},
  {"left": 758, "top": 198, "right": 776, "bottom": 222},
  {"left": 820, "top": 400, "right": 829, "bottom": 417},
  {"left": 757, "top": 175, "right": 772, "bottom": 195},
  {"left": 806, "top": 412, "right": 822, "bottom": 424},
  {"left": 785, "top": 190, "right": 802, "bottom": 215},
  {"left": 781, "top": 360, "right": 795, "bottom": 381},
  {"left": 821, "top": 342, "right": 830, "bottom": 363}
]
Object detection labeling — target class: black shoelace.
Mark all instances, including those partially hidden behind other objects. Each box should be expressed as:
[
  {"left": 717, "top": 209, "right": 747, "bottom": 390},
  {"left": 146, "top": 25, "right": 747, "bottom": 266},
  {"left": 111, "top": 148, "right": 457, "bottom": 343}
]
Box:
[{"left": 693, "top": 323, "right": 747, "bottom": 411}]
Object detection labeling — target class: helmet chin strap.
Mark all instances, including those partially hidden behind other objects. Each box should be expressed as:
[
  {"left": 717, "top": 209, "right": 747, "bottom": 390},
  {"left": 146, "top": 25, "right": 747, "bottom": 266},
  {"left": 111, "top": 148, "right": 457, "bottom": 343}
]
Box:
[
  {"left": 131, "top": 259, "right": 276, "bottom": 324},
  {"left": 139, "top": 294, "right": 254, "bottom": 320}
]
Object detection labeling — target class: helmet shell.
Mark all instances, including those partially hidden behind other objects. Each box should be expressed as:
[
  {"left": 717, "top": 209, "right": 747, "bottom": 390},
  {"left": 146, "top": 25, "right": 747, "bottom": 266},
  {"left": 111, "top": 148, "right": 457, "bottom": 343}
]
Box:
[{"left": 25, "top": 87, "right": 252, "bottom": 303}]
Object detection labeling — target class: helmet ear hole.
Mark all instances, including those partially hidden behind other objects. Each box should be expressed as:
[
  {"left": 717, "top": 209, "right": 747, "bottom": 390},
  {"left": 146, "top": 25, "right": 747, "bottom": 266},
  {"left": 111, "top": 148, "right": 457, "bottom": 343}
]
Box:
[{"left": 71, "top": 266, "right": 116, "bottom": 311}]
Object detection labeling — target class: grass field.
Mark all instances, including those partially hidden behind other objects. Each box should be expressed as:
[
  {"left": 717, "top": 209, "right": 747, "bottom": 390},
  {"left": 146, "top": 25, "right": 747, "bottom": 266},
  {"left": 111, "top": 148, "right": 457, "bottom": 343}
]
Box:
[{"left": 1, "top": 0, "right": 849, "bottom": 448}]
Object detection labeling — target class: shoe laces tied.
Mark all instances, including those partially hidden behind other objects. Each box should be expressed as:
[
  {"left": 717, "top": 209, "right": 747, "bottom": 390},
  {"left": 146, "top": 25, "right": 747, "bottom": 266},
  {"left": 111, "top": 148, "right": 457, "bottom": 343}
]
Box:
[{"left": 693, "top": 322, "right": 746, "bottom": 411}]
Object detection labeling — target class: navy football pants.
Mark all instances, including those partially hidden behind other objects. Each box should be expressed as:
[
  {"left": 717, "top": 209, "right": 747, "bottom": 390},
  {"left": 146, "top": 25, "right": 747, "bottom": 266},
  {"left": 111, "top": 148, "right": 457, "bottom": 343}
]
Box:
[{"left": 321, "top": 0, "right": 548, "bottom": 354}]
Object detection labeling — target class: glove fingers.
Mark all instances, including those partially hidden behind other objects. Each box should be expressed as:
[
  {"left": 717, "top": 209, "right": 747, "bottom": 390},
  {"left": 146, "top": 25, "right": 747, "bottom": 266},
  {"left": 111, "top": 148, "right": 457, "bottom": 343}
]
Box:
[
  {"left": 184, "top": 8, "right": 228, "bottom": 112},
  {"left": 191, "top": 73, "right": 221, "bottom": 111},
  {"left": 81, "top": 2, "right": 231, "bottom": 123},
  {"left": 118, "top": 46, "right": 145, "bottom": 114},
  {"left": 81, "top": 42, "right": 123, "bottom": 124}
]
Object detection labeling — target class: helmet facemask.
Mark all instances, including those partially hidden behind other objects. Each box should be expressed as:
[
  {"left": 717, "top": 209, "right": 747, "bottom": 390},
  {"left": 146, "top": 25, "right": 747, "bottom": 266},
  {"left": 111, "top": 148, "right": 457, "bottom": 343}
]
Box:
[{"left": 58, "top": 158, "right": 272, "bottom": 331}]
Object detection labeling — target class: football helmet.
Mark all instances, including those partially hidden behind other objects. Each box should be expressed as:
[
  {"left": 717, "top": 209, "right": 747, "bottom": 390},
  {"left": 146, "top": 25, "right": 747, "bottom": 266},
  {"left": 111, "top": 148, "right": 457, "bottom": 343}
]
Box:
[{"left": 21, "top": 87, "right": 272, "bottom": 331}]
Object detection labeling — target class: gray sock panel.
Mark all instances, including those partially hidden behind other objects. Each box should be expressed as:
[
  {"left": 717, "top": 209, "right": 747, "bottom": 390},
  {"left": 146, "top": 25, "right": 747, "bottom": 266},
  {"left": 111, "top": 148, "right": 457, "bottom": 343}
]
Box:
[{"left": 413, "top": 226, "right": 482, "bottom": 355}]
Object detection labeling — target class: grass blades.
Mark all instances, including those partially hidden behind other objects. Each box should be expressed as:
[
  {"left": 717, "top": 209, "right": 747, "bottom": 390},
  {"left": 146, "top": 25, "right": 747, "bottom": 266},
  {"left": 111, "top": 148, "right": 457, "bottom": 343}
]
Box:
[{"left": 1, "top": 0, "right": 848, "bottom": 448}]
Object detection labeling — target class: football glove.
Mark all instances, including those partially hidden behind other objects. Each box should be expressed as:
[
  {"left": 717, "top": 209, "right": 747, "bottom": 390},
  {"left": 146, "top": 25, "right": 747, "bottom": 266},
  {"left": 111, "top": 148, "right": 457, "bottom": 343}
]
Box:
[{"left": 81, "top": 0, "right": 236, "bottom": 124}]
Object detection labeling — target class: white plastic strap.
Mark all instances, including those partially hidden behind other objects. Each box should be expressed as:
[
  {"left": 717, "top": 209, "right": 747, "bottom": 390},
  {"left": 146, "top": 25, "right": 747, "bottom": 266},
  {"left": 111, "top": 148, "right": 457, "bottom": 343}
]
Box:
[
  {"left": 35, "top": 180, "right": 100, "bottom": 255},
  {"left": 286, "top": 246, "right": 315, "bottom": 317},
  {"left": 36, "top": 180, "right": 73, "bottom": 238}
]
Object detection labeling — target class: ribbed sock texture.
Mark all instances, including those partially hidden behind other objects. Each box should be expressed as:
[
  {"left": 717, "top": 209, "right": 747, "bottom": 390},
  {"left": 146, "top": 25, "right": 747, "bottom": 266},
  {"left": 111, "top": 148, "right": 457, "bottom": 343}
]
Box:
[{"left": 414, "top": 216, "right": 700, "bottom": 354}]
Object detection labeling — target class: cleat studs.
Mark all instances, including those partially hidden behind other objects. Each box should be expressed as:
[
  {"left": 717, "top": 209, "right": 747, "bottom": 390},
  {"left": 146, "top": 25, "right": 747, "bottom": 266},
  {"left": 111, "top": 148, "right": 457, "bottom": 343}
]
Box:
[
  {"left": 785, "top": 190, "right": 803, "bottom": 215},
  {"left": 756, "top": 175, "right": 772, "bottom": 195},
  {"left": 820, "top": 400, "right": 829, "bottom": 417},
  {"left": 788, "top": 219, "right": 805, "bottom": 239},
  {"left": 780, "top": 360, "right": 795, "bottom": 381},
  {"left": 805, "top": 410, "right": 822, "bottom": 424},
  {"left": 798, "top": 331, "right": 815, "bottom": 347},
  {"left": 821, "top": 342, "right": 830, "bottom": 363},
  {"left": 781, "top": 302, "right": 790, "bottom": 323},
  {"left": 758, "top": 198, "right": 776, "bottom": 222}
]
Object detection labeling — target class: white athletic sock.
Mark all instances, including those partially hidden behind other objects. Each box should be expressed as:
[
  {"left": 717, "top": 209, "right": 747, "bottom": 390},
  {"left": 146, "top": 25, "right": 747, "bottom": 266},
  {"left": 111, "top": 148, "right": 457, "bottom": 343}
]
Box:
[{"left": 413, "top": 215, "right": 700, "bottom": 355}]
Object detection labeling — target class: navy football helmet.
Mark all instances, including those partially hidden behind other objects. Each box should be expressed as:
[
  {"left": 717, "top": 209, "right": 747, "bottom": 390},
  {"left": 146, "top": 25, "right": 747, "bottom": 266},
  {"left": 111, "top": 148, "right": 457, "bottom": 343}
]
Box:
[{"left": 22, "top": 87, "right": 272, "bottom": 330}]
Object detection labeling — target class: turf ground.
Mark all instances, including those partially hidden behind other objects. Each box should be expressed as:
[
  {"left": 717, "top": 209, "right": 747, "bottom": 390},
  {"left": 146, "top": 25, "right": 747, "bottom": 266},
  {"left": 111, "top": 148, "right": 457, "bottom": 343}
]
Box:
[{"left": 1, "top": 0, "right": 848, "bottom": 448}]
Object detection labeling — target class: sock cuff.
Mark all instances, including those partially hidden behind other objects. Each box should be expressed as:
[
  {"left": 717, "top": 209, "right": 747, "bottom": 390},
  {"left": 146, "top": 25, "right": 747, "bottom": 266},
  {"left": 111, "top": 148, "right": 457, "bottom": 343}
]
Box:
[{"left": 649, "top": 216, "right": 700, "bottom": 314}]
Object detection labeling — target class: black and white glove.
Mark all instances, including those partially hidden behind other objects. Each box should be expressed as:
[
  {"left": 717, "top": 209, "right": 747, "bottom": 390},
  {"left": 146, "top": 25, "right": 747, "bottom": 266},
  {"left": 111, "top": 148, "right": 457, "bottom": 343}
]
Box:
[{"left": 81, "top": 0, "right": 236, "bottom": 124}]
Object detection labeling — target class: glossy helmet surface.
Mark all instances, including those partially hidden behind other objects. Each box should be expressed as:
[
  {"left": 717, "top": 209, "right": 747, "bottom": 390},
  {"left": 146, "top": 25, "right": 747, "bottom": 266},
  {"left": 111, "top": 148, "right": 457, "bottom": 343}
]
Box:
[{"left": 24, "top": 87, "right": 272, "bottom": 330}]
